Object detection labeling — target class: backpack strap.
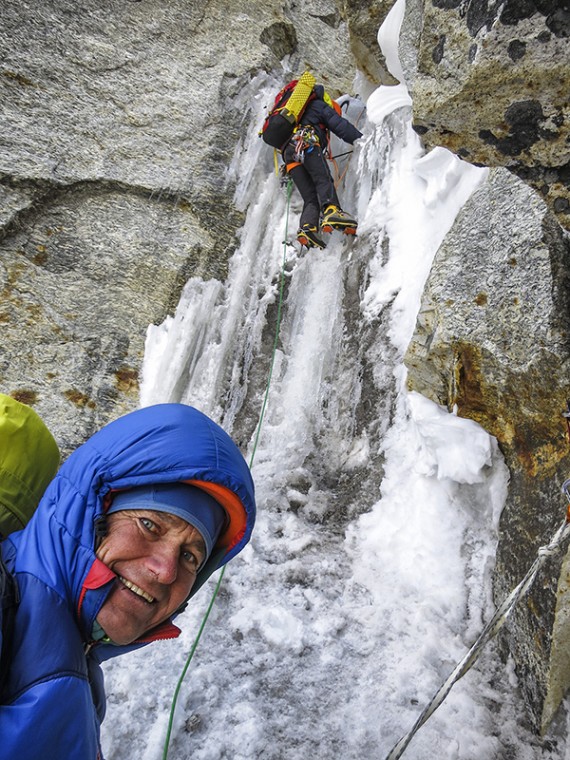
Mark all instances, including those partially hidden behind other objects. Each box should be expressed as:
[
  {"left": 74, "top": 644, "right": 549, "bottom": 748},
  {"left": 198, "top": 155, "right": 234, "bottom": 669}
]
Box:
[{"left": 0, "top": 543, "right": 19, "bottom": 699}]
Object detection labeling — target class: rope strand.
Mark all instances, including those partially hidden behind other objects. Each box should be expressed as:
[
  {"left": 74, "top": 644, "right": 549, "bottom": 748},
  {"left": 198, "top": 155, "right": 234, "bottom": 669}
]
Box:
[
  {"left": 162, "top": 179, "right": 294, "bottom": 759},
  {"left": 385, "top": 513, "right": 570, "bottom": 760}
]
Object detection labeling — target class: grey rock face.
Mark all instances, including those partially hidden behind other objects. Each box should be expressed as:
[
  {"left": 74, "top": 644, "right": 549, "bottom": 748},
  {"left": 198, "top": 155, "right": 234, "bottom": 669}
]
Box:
[
  {"left": 399, "top": 0, "right": 570, "bottom": 232},
  {"left": 341, "top": 0, "right": 400, "bottom": 84},
  {"left": 405, "top": 166, "right": 570, "bottom": 732},
  {"left": 0, "top": 0, "right": 358, "bottom": 456},
  {"left": 0, "top": 181, "right": 209, "bottom": 454},
  {"left": 3, "top": 0, "right": 570, "bottom": 740},
  {"left": 395, "top": 0, "right": 570, "bottom": 733}
]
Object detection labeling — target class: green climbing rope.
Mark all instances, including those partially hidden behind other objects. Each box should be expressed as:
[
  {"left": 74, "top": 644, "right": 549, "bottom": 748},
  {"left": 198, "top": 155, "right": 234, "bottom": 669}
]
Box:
[
  {"left": 162, "top": 179, "right": 293, "bottom": 759},
  {"left": 248, "top": 178, "right": 292, "bottom": 463}
]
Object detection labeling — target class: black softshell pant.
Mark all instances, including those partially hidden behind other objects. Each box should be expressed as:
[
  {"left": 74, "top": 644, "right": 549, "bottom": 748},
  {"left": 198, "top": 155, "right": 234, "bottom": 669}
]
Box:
[{"left": 283, "top": 142, "right": 340, "bottom": 229}]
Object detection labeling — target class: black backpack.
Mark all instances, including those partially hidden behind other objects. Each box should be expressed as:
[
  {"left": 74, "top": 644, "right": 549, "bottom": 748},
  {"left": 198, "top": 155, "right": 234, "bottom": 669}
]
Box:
[
  {"left": 0, "top": 545, "right": 19, "bottom": 696},
  {"left": 0, "top": 394, "right": 60, "bottom": 698},
  {"left": 259, "top": 71, "right": 317, "bottom": 150}
]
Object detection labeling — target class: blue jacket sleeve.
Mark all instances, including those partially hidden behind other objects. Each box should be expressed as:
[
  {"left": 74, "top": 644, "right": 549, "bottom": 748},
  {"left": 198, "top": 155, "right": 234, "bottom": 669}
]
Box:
[
  {"left": 319, "top": 104, "right": 363, "bottom": 145},
  {"left": 0, "top": 675, "right": 103, "bottom": 759}
]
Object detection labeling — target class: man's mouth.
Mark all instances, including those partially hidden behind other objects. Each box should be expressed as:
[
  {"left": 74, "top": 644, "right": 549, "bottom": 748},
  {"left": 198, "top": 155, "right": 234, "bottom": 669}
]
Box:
[{"left": 118, "top": 576, "right": 155, "bottom": 604}]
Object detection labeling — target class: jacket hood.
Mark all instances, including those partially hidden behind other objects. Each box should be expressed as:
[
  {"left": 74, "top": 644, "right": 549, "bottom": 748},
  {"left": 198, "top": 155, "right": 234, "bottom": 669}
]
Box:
[
  {"left": 0, "top": 394, "right": 60, "bottom": 538},
  {"left": 7, "top": 403, "right": 255, "bottom": 655}
]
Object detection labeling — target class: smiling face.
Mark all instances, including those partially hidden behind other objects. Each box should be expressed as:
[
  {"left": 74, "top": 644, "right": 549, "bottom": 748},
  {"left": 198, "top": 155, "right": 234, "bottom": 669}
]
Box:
[{"left": 95, "top": 509, "right": 207, "bottom": 645}]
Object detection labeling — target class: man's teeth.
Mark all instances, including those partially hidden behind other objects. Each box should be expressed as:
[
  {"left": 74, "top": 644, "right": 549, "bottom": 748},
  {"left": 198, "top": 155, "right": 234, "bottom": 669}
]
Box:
[{"left": 119, "top": 576, "right": 155, "bottom": 603}]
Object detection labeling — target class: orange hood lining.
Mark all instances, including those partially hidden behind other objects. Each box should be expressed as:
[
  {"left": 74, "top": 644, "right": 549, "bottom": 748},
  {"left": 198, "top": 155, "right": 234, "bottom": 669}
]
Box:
[{"left": 186, "top": 479, "right": 248, "bottom": 554}]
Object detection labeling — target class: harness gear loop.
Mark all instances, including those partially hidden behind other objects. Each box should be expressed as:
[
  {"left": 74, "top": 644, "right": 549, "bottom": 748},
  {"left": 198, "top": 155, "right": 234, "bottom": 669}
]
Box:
[{"left": 291, "top": 125, "right": 320, "bottom": 163}]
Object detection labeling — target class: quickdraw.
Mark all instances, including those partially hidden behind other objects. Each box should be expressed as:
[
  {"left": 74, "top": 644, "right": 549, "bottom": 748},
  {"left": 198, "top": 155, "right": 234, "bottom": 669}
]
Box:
[{"left": 291, "top": 125, "right": 320, "bottom": 163}]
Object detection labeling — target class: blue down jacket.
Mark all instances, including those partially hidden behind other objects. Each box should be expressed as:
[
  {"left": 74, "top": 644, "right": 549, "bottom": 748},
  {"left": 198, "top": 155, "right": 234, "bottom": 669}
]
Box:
[
  {"left": 298, "top": 85, "right": 363, "bottom": 149},
  {"left": 0, "top": 403, "right": 255, "bottom": 760}
]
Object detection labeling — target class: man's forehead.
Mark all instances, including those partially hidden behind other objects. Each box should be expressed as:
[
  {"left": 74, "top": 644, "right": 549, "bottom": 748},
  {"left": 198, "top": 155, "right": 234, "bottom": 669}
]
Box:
[{"left": 116, "top": 508, "right": 206, "bottom": 544}]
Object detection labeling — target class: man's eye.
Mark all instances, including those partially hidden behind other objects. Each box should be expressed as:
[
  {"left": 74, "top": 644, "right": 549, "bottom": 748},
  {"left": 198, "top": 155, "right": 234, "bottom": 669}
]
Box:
[
  {"left": 139, "top": 517, "right": 157, "bottom": 532},
  {"left": 182, "top": 550, "right": 201, "bottom": 571}
]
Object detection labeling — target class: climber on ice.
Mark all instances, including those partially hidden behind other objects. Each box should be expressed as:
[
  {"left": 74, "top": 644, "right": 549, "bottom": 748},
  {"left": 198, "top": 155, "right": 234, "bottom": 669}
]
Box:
[{"left": 260, "top": 73, "right": 363, "bottom": 249}]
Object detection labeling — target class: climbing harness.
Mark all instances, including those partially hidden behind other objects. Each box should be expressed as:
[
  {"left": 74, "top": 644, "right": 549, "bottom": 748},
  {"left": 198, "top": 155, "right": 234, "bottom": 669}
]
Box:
[
  {"left": 162, "top": 180, "right": 294, "bottom": 759},
  {"left": 385, "top": 464, "right": 570, "bottom": 759},
  {"left": 291, "top": 125, "right": 320, "bottom": 163}
]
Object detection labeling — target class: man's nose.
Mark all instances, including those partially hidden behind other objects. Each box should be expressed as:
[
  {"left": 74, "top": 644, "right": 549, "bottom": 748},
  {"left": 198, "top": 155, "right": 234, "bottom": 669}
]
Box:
[{"left": 146, "top": 542, "right": 179, "bottom": 584}]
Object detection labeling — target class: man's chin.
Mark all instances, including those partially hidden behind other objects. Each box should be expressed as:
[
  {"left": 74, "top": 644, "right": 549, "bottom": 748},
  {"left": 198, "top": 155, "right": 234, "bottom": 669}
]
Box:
[
  {"left": 96, "top": 609, "right": 149, "bottom": 646},
  {"left": 96, "top": 586, "right": 161, "bottom": 644},
  {"left": 108, "top": 631, "right": 139, "bottom": 646}
]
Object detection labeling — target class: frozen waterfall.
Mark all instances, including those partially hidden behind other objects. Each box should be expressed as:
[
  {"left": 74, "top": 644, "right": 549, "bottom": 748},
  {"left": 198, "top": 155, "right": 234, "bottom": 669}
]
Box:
[{"left": 100, "top": 72, "right": 570, "bottom": 760}]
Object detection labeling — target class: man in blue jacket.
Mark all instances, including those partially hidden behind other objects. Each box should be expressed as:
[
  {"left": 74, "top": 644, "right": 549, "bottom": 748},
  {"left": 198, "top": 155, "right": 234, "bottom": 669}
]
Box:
[
  {"left": 0, "top": 403, "right": 256, "bottom": 759},
  {"left": 283, "top": 84, "right": 363, "bottom": 249}
]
